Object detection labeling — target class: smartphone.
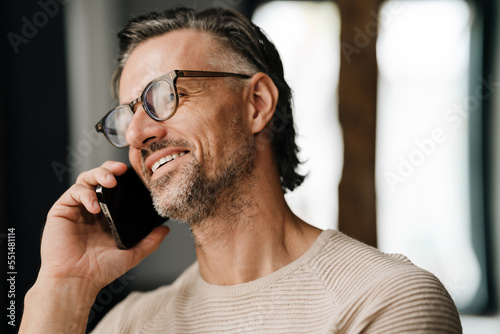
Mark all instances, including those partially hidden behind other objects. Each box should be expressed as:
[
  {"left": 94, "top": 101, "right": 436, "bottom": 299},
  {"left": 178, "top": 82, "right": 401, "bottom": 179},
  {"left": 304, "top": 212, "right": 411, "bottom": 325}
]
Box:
[{"left": 96, "top": 167, "right": 168, "bottom": 249}]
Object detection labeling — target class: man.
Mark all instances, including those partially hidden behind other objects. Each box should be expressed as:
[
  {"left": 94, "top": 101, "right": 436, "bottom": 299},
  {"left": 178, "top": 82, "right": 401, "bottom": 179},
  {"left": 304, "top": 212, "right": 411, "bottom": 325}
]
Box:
[{"left": 20, "top": 7, "right": 462, "bottom": 333}]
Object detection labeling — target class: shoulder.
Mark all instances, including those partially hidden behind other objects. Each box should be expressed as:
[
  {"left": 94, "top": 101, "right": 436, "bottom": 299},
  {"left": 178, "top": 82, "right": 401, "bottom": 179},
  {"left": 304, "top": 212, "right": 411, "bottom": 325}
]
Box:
[
  {"left": 311, "top": 230, "right": 437, "bottom": 288},
  {"left": 311, "top": 230, "right": 462, "bottom": 333},
  {"left": 90, "top": 262, "right": 199, "bottom": 334}
]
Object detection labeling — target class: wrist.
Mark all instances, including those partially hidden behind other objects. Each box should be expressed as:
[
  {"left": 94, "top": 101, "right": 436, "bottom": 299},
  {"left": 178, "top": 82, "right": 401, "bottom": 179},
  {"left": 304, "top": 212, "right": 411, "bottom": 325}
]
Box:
[
  {"left": 20, "top": 277, "right": 99, "bottom": 334},
  {"left": 29, "top": 274, "right": 100, "bottom": 305}
]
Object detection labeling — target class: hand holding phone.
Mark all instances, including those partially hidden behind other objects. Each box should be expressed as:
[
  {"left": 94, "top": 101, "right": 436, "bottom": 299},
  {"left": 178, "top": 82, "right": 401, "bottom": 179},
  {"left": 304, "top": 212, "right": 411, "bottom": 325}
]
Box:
[
  {"left": 21, "top": 162, "right": 170, "bottom": 334},
  {"left": 96, "top": 167, "right": 168, "bottom": 249}
]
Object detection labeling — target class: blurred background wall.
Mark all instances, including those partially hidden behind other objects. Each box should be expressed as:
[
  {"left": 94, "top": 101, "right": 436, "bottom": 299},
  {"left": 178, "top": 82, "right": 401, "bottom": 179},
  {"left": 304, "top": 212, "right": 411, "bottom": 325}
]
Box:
[{"left": 1, "top": 0, "right": 499, "bottom": 333}]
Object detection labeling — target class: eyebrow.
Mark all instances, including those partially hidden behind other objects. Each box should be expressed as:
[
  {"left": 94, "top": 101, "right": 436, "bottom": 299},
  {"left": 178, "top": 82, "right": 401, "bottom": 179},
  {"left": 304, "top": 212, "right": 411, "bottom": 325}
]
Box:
[
  {"left": 134, "top": 87, "right": 144, "bottom": 97},
  {"left": 130, "top": 74, "right": 158, "bottom": 102},
  {"left": 120, "top": 85, "right": 146, "bottom": 105},
  {"left": 132, "top": 84, "right": 146, "bottom": 101},
  {"left": 177, "top": 76, "right": 218, "bottom": 89},
  {"left": 123, "top": 72, "right": 219, "bottom": 104}
]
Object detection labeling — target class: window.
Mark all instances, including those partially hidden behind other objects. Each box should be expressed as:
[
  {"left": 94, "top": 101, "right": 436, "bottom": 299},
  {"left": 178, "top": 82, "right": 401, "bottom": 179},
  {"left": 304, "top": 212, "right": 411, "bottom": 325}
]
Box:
[
  {"left": 376, "top": 0, "right": 484, "bottom": 311},
  {"left": 253, "top": 1, "right": 342, "bottom": 231}
]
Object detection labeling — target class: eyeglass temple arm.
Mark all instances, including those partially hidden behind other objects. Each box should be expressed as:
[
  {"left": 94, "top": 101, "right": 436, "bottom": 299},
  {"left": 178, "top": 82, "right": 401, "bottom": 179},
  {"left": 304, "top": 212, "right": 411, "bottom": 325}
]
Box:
[{"left": 177, "top": 70, "right": 251, "bottom": 79}]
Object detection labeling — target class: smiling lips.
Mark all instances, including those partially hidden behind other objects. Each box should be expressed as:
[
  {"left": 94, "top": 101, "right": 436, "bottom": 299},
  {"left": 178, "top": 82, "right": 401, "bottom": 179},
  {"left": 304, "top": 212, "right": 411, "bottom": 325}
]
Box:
[{"left": 151, "top": 152, "right": 187, "bottom": 174}]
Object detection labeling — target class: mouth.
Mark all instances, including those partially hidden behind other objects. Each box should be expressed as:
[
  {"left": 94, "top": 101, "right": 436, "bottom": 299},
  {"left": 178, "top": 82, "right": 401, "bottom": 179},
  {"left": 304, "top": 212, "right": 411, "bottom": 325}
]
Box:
[{"left": 151, "top": 151, "right": 188, "bottom": 174}]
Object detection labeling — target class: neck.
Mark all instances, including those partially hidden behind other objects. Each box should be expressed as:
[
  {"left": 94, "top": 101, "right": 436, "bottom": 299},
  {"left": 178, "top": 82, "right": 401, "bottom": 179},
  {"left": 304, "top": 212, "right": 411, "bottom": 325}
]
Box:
[{"left": 191, "top": 164, "right": 321, "bottom": 286}]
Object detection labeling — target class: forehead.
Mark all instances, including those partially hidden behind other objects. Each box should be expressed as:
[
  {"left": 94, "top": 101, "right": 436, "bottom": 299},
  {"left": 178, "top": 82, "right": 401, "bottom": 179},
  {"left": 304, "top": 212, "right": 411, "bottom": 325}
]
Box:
[{"left": 119, "top": 29, "right": 219, "bottom": 101}]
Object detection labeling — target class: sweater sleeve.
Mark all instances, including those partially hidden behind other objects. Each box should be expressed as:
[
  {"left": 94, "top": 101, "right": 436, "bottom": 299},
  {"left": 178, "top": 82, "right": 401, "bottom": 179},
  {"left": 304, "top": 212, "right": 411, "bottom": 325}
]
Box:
[
  {"left": 342, "top": 263, "right": 463, "bottom": 333},
  {"left": 314, "top": 232, "right": 462, "bottom": 333}
]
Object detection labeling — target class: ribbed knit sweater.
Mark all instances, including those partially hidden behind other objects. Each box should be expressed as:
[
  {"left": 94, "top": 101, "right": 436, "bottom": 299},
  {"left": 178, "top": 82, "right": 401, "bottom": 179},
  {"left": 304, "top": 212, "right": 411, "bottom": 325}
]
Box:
[{"left": 91, "top": 229, "right": 462, "bottom": 333}]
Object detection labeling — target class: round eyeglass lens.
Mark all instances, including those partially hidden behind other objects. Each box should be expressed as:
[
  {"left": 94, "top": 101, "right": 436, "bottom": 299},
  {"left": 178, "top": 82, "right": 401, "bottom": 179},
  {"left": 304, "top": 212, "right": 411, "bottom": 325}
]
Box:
[
  {"left": 145, "top": 80, "right": 176, "bottom": 120},
  {"left": 105, "top": 107, "right": 133, "bottom": 147}
]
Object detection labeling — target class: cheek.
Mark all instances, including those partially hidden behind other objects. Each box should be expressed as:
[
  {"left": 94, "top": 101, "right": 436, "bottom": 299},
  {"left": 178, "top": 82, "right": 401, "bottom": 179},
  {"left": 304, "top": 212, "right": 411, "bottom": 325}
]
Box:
[
  {"left": 204, "top": 116, "right": 230, "bottom": 150},
  {"left": 128, "top": 148, "right": 144, "bottom": 176}
]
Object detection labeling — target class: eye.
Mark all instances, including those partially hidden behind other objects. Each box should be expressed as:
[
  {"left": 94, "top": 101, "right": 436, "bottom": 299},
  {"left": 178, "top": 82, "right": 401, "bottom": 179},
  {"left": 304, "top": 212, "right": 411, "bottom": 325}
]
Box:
[
  {"left": 145, "top": 101, "right": 155, "bottom": 112},
  {"left": 176, "top": 89, "right": 188, "bottom": 99}
]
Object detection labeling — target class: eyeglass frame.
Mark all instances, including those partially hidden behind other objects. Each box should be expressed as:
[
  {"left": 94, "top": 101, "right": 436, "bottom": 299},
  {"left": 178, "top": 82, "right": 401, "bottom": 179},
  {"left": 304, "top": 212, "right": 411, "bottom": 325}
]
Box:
[{"left": 95, "top": 70, "right": 252, "bottom": 148}]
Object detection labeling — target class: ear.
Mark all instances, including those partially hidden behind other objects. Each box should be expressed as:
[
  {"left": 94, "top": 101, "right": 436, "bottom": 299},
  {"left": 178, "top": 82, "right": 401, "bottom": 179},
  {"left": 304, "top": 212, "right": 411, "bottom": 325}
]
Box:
[{"left": 247, "top": 73, "right": 279, "bottom": 134}]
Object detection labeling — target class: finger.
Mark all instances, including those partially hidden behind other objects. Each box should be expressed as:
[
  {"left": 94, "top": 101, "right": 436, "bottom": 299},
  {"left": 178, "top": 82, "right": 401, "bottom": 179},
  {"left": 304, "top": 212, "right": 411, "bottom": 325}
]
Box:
[
  {"left": 100, "top": 160, "right": 128, "bottom": 174},
  {"left": 56, "top": 184, "right": 101, "bottom": 214},
  {"left": 76, "top": 161, "right": 128, "bottom": 188},
  {"left": 129, "top": 225, "right": 170, "bottom": 266}
]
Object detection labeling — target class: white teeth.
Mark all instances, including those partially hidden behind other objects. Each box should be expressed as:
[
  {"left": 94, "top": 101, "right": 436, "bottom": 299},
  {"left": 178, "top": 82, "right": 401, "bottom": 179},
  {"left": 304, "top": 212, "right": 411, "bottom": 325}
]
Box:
[
  {"left": 152, "top": 161, "right": 160, "bottom": 173},
  {"left": 151, "top": 152, "right": 186, "bottom": 173}
]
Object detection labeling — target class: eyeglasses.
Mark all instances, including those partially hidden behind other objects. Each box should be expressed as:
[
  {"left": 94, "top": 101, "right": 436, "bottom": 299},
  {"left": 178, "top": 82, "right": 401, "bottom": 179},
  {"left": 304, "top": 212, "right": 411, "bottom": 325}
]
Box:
[{"left": 95, "top": 70, "right": 251, "bottom": 148}]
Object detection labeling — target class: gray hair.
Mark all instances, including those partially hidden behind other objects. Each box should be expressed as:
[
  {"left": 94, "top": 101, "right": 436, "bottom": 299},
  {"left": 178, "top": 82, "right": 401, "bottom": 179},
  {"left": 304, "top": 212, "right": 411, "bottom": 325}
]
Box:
[{"left": 113, "top": 7, "right": 305, "bottom": 192}]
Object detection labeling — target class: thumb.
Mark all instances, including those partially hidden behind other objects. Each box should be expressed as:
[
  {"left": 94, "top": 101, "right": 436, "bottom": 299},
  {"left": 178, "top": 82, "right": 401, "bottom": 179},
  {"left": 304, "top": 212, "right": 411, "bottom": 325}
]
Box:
[{"left": 130, "top": 225, "right": 170, "bottom": 266}]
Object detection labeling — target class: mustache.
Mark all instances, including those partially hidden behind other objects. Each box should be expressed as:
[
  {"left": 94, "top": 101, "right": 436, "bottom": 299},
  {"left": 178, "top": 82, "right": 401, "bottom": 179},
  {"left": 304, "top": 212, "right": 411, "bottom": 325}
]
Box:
[{"left": 141, "top": 138, "right": 193, "bottom": 161}]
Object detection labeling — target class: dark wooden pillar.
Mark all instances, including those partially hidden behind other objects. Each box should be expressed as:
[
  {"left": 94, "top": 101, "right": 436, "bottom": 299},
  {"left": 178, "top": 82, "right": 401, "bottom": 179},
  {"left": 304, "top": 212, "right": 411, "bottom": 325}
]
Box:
[{"left": 336, "top": 0, "right": 381, "bottom": 247}]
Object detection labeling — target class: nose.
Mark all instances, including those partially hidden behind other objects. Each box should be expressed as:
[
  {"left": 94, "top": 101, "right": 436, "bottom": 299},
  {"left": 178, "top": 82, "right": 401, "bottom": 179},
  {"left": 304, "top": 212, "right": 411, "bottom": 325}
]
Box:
[{"left": 126, "top": 105, "right": 167, "bottom": 148}]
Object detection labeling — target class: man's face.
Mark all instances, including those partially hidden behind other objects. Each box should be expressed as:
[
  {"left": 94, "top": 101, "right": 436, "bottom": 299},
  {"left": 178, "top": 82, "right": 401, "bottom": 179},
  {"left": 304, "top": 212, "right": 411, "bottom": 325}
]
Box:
[{"left": 120, "top": 30, "right": 256, "bottom": 225}]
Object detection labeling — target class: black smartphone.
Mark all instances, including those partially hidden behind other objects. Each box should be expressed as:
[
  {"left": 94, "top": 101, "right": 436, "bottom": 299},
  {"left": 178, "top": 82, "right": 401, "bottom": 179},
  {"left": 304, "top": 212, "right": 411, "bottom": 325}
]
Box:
[{"left": 96, "top": 167, "right": 168, "bottom": 249}]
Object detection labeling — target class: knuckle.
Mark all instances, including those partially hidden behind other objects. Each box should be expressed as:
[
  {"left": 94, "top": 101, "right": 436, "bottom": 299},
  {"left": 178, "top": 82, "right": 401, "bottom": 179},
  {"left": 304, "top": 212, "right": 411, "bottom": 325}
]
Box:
[
  {"left": 75, "top": 172, "right": 86, "bottom": 184},
  {"left": 71, "top": 184, "right": 94, "bottom": 201},
  {"left": 76, "top": 168, "right": 103, "bottom": 186},
  {"left": 71, "top": 183, "right": 85, "bottom": 193}
]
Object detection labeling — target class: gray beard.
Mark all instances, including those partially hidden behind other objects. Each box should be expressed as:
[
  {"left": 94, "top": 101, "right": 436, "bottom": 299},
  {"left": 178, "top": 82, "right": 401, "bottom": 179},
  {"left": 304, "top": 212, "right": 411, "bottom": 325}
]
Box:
[{"left": 149, "top": 134, "right": 256, "bottom": 226}]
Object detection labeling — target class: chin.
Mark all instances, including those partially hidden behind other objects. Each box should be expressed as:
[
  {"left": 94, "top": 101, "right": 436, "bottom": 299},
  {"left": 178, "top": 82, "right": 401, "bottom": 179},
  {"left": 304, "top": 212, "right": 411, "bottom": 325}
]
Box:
[{"left": 150, "top": 172, "right": 209, "bottom": 225}]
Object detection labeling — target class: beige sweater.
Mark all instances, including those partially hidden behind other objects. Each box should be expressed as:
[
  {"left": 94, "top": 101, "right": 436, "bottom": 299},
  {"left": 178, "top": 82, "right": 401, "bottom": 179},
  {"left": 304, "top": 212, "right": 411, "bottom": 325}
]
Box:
[{"left": 91, "top": 230, "right": 462, "bottom": 333}]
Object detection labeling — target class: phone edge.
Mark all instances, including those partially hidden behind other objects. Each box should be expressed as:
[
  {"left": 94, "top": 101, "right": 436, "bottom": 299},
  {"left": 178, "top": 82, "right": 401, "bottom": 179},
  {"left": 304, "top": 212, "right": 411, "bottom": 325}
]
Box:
[{"left": 96, "top": 185, "right": 127, "bottom": 250}]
